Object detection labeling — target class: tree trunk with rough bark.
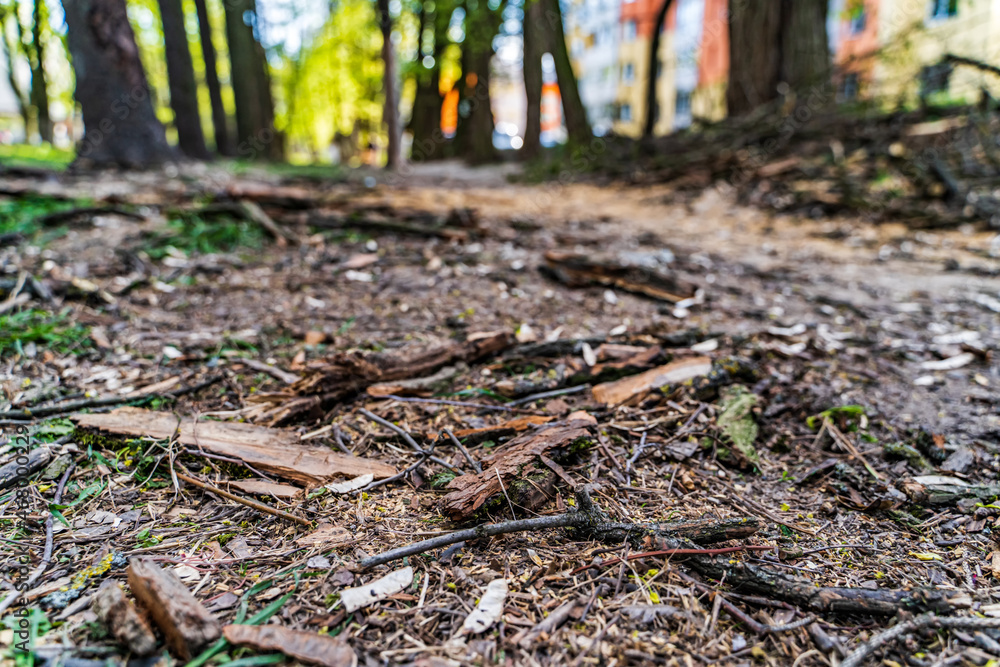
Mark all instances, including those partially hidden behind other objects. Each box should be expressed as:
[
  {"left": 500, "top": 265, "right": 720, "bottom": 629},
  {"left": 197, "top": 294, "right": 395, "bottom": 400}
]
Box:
[
  {"left": 223, "top": 0, "right": 281, "bottom": 160},
  {"left": 0, "top": 7, "right": 30, "bottom": 136},
  {"left": 158, "top": 0, "right": 209, "bottom": 158},
  {"left": 455, "top": 1, "right": 499, "bottom": 164},
  {"left": 521, "top": 0, "right": 543, "bottom": 158},
  {"left": 377, "top": 0, "right": 400, "bottom": 169},
  {"left": 62, "top": 0, "right": 174, "bottom": 167},
  {"left": 538, "top": 0, "right": 590, "bottom": 145},
  {"left": 642, "top": 0, "right": 673, "bottom": 139},
  {"left": 726, "top": 0, "right": 830, "bottom": 117},
  {"left": 28, "top": 0, "right": 53, "bottom": 143},
  {"left": 193, "top": 0, "right": 232, "bottom": 155}
]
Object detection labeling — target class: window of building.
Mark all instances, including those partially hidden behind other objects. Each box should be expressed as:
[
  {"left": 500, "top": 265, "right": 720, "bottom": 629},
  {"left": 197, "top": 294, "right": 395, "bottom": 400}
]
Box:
[
  {"left": 919, "top": 63, "right": 953, "bottom": 99},
  {"left": 623, "top": 20, "right": 637, "bottom": 42},
  {"left": 929, "top": 0, "right": 958, "bottom": 19},
  {"left": 849, "top": 8, "right": 866, "bottom": 34},
  {"left": 622, "top": 62, "right": 635, "bottom": 83},
  {"left": 620, "top": 103, "right": 632, "bottom": 121},
  {"left": 840, "top": 72, "right": 859, "bottom": 101}
]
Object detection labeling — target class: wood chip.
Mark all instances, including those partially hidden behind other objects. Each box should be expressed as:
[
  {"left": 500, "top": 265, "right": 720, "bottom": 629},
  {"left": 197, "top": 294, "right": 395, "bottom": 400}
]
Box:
[
  {"left": 441, "top": 420, "right": 595, "bottom": 520},
  {"left": 295, "top": 523, "right": 354, "bottom": 548},
  {"left": 591, "top": 356, "right": 712, "bottom": 406},
  {"left": 127, "top": 557, "right": 220, "bottom": 660},
  {"left": 224, "top": 625, "right": 357, "bottom": 667},
  {"left": 92, "top": 580, "right": 158, "bottom": 656},
  {"left": 543, "top": 250, "right": 698, "bottom": 303},
  {"left": 72, "top": 407, "right": 396, "bottom": 486}
]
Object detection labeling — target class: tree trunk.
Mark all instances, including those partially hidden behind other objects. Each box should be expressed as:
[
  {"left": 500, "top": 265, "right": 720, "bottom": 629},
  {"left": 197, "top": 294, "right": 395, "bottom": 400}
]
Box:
[
  {"left": 642, "top": 0, "right": 673, "bottom": 139},
  {"left": 223, "top": 0, "right": 281, "bottom": 160},
  {"left": 29, "top": 0, "right": 53, "bottom": 143},
  {"left": 0, "top": 8, "right": 30, "bottom": 137},
  {"left": 726, "top": 0, "right": 830, "bottom": 117},
  {"left": 192, "top": 0, "right": 232, "bottom": 156},
  {"left": 455, "top": 1, "right": 498, "bottom": 164},
  {"left": 521, "top": 0, "right": 543, "bottom": 158},
  {"left": 780, "top": 0, "right": 830, "bottom": 94},
  {"left": 538, "top": 0, "right": 590, "bottom": 145},
  {"left": 376, "top": 0, "right": 400, "bottom": 170},
  {"left": 158, "top": 0, "right": 209, "bottom": 158},
  {"left": 62, "top": 0, "right": 174, "bottom": 167}
]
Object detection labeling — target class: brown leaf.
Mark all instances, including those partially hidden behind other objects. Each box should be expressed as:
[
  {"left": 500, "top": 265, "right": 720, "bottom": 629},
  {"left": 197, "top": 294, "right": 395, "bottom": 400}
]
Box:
[{"left": 295, "top": 523, "right": 354, "bottom": 548}]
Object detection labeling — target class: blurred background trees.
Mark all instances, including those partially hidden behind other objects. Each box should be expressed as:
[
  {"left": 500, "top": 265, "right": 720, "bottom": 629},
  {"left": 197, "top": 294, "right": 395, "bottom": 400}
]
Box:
[{"left": 7, "top": 0, "right": 991, "bottom": 171}]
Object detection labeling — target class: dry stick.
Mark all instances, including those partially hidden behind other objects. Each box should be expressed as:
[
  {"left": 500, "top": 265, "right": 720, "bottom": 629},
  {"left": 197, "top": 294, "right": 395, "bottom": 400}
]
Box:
[
  {"left": 571, "top": 545, "right": 777, "bottom": 575},
  {"left": 508, "top": 384, "right": 590, "bottom": 406},
  {"left": 825, "top": 418, "right": 882, "bottom": 481},
  {"left": 174, "top": 471, "right": 311, "bottom": 526},
  {"left": 358, "top": 408, "right": 459, "bottom": 473},
  {"left": 626, "top": 403, "right": 706, "bottom": 483},
  {"left": 841, "top": 614, "right": 1000, "bottom": 667},
  {"left": 1, "top": 374, "right": 224, "bottom": 421},
  {"left": 359, "top": 513, "right": 587, "bottom": 569},
  {"left": 383, "top": 395, "right": 518, "bottom": 413},
  {"left": 0, "top": 462, "right": 76, "bottom": 616},
  {"left": 444, "top": 428, "right": 482, "bottom": 473}
]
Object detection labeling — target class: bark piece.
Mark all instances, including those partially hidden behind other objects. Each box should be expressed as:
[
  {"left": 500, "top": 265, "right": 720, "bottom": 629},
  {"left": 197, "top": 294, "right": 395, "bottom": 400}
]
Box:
[
  {"left": 591, "top": 356, "right": 712, "bottom": 406},
  {"left": 224, "top": 624, "right": 357, "bottom": 667},
  {"left": 900, "top": 475, "right": 1000, "bottom": 506},
  {"left": 227, "top": 480, "right": 302, "bottom": 498},
  {"left": 366, "top": 364, "right": 464, "bottom": 397},
  {"left": 542, "top": 250, "right": 698, "bottom": 303},
  {"left": 72, "top": 407, "right": 395, "bottom": 486},
  {"left": 92, "top": 580, "right": 158, "bottom": 656},
  {"left": 127, "top": 557, "right": 220, "bottom": 660},
  {"left": 340, "top": 567, "right": 413, "bottom": 613},
  {"left": 441, "top": 421, "right": 595, "bottom": 521}
]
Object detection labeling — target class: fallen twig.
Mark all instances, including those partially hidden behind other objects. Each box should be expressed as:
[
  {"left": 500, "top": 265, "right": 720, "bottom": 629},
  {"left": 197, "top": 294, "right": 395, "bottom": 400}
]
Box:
[
  {"left": 0, "top": 461, "right": 75, "bottom": 616},
  {"left": 175, "top": 471, "right": 311, "bottom": 526},
  {"left": 841, "top": 613, "right": 1000, "bottom": 667}
]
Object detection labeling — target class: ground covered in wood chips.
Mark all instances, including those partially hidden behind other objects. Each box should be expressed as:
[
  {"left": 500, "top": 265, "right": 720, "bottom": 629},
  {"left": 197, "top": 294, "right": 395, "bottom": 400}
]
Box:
[{"left": 2, "top": 163, "right": 1000, "bottom": 667}]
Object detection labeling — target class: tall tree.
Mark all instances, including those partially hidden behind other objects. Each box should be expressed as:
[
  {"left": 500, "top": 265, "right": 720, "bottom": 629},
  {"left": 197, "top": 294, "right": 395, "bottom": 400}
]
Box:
[
  {"left": 20, "top": 0, "right": 53, "bottom": 142},
  {"left": 376, "top": 0, "right": 400, "bottom": 169},
  {"left": 520, "top": 0, "right": 543, "bottom": 158},
  {"left": 409, "top": 0, "right": 447, "bottom": 162},
  {"left": 62, "top": 0, "right": 174, "bottom": 167},
  {"left": 538, "top": 0, "right": 589, "bottom": 145},
  {"left": 192, "top": 0, "right": 232, "bottom": 155},
  {"left": 158, "top": 0, "right": 209, "bottom": 158},
  {"left": 642, "top": 0, "right": 673, "bottom": 139},
  {"left": 0, "top": 5, "right": 30, "bottom": 136},
  {"left": 223, "top": 0, "right": 282, "bottom": 160},
  {"left": 726, "top": 0, "right": 830, "bottom": 117},
  {"left": 455, "top": 0, "right": 500, "bottom": 163}
]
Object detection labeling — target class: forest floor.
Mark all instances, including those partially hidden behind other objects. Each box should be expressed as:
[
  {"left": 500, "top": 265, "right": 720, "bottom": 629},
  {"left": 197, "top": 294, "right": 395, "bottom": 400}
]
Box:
[{"left": 1, "top": 162, "right": 1000, "bottom": 667}]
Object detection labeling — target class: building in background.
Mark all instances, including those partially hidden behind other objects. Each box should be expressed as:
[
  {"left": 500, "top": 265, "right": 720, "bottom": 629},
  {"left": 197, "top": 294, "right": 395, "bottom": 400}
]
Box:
[{"left": 565, "top": 0, "right": 622, "bottom": 135}]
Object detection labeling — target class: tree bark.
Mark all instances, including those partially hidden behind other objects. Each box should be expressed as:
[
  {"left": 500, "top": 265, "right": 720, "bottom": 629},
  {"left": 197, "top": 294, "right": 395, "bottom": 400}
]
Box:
[
  {"left": 223, "top": 0, "right": 281, "bottom": 160},
  {"left": 409, "top": 3, "right": 447, "bottom": 162},
  {"left": 158, "top": 0, "right": 209, "bottom": 158},
  {"left": 726, "top": 0, "right": 830, "bottom": 117},
  {"left": 28, "top": 0, "right": 53, "bottom": 143},
  {"left": 455, "top": 1, "right": 499, "bottom": 164},
  {"left": 62, "top": 0, "right": 174, "bottom": 168},
  {"left": 538, "top": 0, "right": 590, "bottom": 145},
  {"left": 193, "top": 0, "right": 232, "bottom": 156},
  {"left": 376, "top": 0, "right": 400, "bottom": 170},
  {"left": 0, "top": 7, "right": 31, "bottom": 136},
  {"left": 521, "top": 0, "right": 543, "bottom": 158},
  {"left": 642, "top": 0, "right": 673, "bottom": 139}
]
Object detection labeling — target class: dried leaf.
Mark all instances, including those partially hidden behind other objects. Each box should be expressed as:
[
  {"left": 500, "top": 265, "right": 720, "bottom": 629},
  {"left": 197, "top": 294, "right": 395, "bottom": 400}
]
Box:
[
  {"left": 459, "top": 579, "right": 508, "bottom": 635},
  {"left": 295, "top": 523, "right": 354, "bottom": 548},
  {"left": 325, "top": 474, "right": 374, "bottom": 493},
  {"left": 340, "top": 566, "right": 414, "bottom": 612}
]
